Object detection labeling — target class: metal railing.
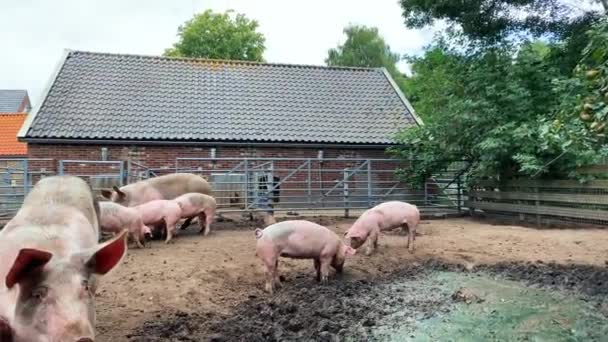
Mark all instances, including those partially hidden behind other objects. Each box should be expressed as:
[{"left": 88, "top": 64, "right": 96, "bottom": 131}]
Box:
[
  {"left": 0, "top": 157, "right": 467, "bottom": 223},
  {"left": 0, "top": 158, "right": 54, "bottom": 220}
]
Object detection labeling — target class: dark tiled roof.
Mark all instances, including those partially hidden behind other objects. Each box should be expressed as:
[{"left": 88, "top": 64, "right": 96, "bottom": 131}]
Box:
[
  {"left": 0, "top": 90, "right": 30, "bottom": 112},
  {"left": 23, "top": 51, "right": 418, "bottom": 144}
]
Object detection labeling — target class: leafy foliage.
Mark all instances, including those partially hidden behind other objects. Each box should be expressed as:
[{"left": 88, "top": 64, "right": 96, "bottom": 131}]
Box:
[
  {"left": 399, "top": 0, "right": 604, "bottom": 42},
  {"left": 391, "top": 1, "right": 608, "bottom": 187},
  {"left": 164, "top": 10, "right": 265, "bottom": 61},
  {"left": 326, "top": 25, "right": 406, "bottom": 90},
  {"left": 390, "top": 26, "right": 608, "bottom": 187}
]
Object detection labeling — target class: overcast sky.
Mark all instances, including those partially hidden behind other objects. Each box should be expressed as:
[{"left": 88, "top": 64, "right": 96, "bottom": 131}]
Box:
[{"left": 0, "top": 0, "right": 439, "bottom": 106}]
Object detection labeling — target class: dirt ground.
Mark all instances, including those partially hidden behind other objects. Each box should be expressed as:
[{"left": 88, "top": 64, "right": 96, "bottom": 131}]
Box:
[{"left": 95, "top": 217, "right": 608, "bottom": 341}]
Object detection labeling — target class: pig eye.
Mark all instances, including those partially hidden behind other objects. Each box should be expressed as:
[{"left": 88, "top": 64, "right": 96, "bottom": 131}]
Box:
[
  {"left": 31, "top": 286, "right": 48, "bottom": 300},
  {"left": 81, "top": 279, "right": 90, "bottom": 291}
]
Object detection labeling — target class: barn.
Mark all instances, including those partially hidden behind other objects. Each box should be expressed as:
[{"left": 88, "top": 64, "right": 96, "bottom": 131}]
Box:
[{"left": 17, "top": 50, "right": 429, "bottom": 214}]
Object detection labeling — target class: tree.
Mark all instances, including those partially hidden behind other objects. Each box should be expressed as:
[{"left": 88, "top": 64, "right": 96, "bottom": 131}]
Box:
[
  {"left": 399, "top": 0, "right": 605, "bottom": 42},
  {"left": 164, "top": 9, "right": 265, "bottom": 61},
  {"left": 390, "top": 1, "right": 608, "bottom": 186},
  {"left": 555, "top": 18, "right": 608, "bottom": 143},
  {"left": 389, "top": 37, "right": 607, "bottom": 186},
  {"left": 326, "top": 25, "right": 406, "bottom": 90}
]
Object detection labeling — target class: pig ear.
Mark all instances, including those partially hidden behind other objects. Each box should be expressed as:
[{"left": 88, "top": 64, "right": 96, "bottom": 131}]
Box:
[
  {"left": 100, "top": 189, "right": 113, "bottom": 199},
  {"left": 6, "top": 248, "right": 53, "bottom": 289},
  {"left": 112, "top": 186, "right": 126, "bottom": 199},
  {"left": 86, "top": 230, "right": 128, "bottom": 275}
]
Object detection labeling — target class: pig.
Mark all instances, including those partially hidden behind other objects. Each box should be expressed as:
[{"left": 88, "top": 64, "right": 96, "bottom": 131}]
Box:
[
  {"left": 99, "top": 202, "right": 152, "bottom": 248},
  {"left": 173, "top": 193, "right": 216, "bottom": 235},
  {"left": 132, "top": 200, "right": 182, "bottom": 244},
  {"left": 255, "top": 220, "right": 356, "bottom": 294},
  {"left": 100, "top": 173, "right": 212, "bottom": 229},
  {"left": 344, "top": 201, "right": 420, "bottom": 255},
  {"left": 0, "top": 175, "right": 127, "bottom": 342}
]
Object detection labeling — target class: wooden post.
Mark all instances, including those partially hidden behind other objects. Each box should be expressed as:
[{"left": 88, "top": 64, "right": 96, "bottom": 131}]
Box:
[{"left": 535, "top": 186, "right": 541, "bottom": 228}]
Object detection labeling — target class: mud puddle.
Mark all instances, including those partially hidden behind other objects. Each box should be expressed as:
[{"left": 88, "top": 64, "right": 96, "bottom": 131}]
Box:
[{"left": 129, "top": 261, "right": 608, "bottom": 342}]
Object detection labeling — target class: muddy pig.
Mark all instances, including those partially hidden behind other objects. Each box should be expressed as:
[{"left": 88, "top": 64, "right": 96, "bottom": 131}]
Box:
[
  {"left": 255, "top": 220, "right": 356, "bottom": 294},
  {"left": 99, "top": 201, "right": 152, "bottom": 248},
  {"left": 0, "top": 175, "right": 127, "bottom": 342},
  {"left": 344, "top": 201, "right": 420, "bottom": 255},
  {"left": 173, "top": 193, "right": 216, "bottom": 235},
  {"left": 132, "top": 200, "right": 182, "bottom": 244}
]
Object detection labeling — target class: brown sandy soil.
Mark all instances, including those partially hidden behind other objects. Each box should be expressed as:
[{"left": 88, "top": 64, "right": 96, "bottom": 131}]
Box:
[{"left": 95, "top": 217, "right": 608, "bottom": 341}]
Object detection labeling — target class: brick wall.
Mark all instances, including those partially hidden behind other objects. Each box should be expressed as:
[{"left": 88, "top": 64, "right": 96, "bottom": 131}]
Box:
[
  {"left": 27, "top": 143, "right": 394, "bottom": 170},
  {"left": 26, "top": 143, "right": 430, "bottom": 207}
]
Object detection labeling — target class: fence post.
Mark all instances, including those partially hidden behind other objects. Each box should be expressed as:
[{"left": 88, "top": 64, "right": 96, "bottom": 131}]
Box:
[
  {"left": 244, "top": 159, "right": 249, "bottom": 215},
  {"left": 457, "top": 176, "right": 462, "bottom": 214},
  {"left": 307, "top": 159, "right": 312, "bottom": 205},
  {"left": 119, "top": 161, "right": 125, "bottom": 186},
  {"left": 58, "top": 160, "right": 64, "bottom": 176},
  {"left": 343, "top": 169, "right": 349, "bottom": 218},
  {"left": 22, "top": 159, "right": 29, "bottom": 197},
  {"left": 535, "top": 186, "right": 541, "bottom": 227},
  {"left": 367, "top": 160, "right": 372, "bottom": 208}
]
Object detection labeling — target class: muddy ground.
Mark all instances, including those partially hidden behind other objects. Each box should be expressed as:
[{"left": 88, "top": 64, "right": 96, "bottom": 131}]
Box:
[{"left": 95, "top": 217, "right": 608, "bottom": 342}]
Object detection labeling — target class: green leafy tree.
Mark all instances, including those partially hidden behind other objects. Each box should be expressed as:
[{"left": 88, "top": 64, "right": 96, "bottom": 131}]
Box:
[
  {"left": 326, "top": 25, "right": 406, "bottom": 90},
  {"left": 390, "top": 37, "right": 607, "bottom": 187},
  {"left": 399, "top": 0, "right": 605, "bottom": 42},
  {"left": 391, "top": 2, "right": 608, "bottom": 186},
  {"left": 164, "top": 9, "right": 265, "bottom": 61},
  {"left": 555, "top": 18, "right": 608, "bottom": 145}
]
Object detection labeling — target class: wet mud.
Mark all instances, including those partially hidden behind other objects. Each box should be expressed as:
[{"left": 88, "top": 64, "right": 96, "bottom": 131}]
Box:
[{"left": 129, "top": 260, "right": 608, "bottom": 342}]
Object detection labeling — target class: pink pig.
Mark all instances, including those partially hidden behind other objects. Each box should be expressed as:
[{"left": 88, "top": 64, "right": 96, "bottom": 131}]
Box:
[
  {"left": 345, "top": 201, "right": 420, "bottom": 255},
  {"left": 255, "top": 220, "right": 356, "bottom": 294},
  {"left": 173, "top": 193, "right": 216, "bottom": 235},
  {"left": 0, "top": 175, "right": 127, "bottom": 342},
  {"left": 99, "top": 201, "right": 152, "bottom": 249},
  {"left": 132, "top": 200, "right": 182, "bottom": 244}
]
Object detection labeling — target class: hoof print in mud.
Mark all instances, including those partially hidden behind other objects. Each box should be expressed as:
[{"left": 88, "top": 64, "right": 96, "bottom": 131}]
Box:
[{"left": 451, "top": 287, "right": 484, "bottom": 304}]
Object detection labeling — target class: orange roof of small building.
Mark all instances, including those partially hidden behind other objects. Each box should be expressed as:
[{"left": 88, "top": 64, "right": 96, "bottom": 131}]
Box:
[{"left": 0, "top": 113, "right": 28, "bottom": 156}]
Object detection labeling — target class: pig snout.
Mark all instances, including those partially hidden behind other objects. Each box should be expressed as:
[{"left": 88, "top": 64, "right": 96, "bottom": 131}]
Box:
[
  {"left": 347, "top": 236, "right": 364, "bottom": 249},
  {"left": 0, "top": 317, "right": 13, "bottom": 341},
  {"left": 58, "top": 321, "right": 95, "bottom": 342}
]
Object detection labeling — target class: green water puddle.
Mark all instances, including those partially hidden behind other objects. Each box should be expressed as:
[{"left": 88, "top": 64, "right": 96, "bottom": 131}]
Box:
[{"left": 378, "top": 272, "right": 607, "bottom": 342}]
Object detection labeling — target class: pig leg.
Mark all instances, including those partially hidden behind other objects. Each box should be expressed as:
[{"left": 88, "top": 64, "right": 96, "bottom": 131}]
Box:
[
  {"left": 262, "top": 256, "right": 279, "bottom": 294},
  {"left": 133, "top": 232, "right": 144, "bottom": 249},
  {"left": 404, "top": 223, "right": 415, "bottom": 253},
  {"left": 130, "top": 222, "right": 144, "bottom": 249},
  {"left": 365, "top": 228, "right": 380, "bottom": 256},
  {"left": 165, "top": 219, "right": 177, "bottom": 244},
  {"left": 179, "top": 217, "right": 194, "bottom": 230},
  {"left": 314, "top": 258, "right": 321, "bottom": 282},
  {"left": 197, "top": 212, "right": 206, "bottom": 234},
  {"left": 203, "top": 208, "right": 214, "bottom": 236},
  {"left": 319, "top": 257, "right": 331, "bottom": 284},
  {"left": 273, "top": 259, "right": 282, "bottom": 288}
]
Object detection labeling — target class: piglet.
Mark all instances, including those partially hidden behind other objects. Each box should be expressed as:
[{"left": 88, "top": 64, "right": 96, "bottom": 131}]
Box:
[
  {"left": 255, "top": 220, "right": 356, "bottom": 294},
  {"left": 99, "top": 201, "right": 152, "bottom": 248},
  {"left": 173, "top": 193, "right": 216, "bottom": 235},
  {"left": 132, "top": 200, "right": 182, "bottom": 244},
  {"left": 345, "top": 201, "right": 420, "bottom": 255}
]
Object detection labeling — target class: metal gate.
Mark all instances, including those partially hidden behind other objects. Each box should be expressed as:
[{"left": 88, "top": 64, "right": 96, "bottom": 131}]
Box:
[{"left": 174, "top": 157, "right": 466, "bottom": 217}]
